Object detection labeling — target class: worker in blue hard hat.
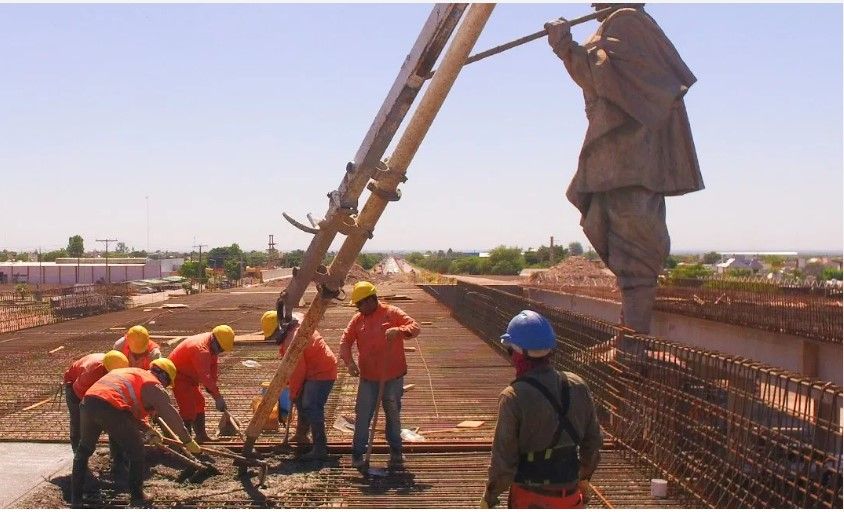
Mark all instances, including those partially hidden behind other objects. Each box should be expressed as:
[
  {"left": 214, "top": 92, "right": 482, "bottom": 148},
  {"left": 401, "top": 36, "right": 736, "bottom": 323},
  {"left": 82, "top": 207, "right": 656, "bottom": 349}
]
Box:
[{"left": 481, "top": 310, "right": 603, "bottom": 509}]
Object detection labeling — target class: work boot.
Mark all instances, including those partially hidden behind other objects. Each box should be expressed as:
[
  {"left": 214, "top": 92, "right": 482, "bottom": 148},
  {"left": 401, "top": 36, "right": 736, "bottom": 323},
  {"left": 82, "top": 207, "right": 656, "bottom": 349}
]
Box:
[
  {"left": 299, "top": 443, "right": 328, "bottom": 462},
  {"left": 129, "top": 491, "right": 153, "bottom": 508},
  {"left": 350, "top": 454, "right": 366, "bottom": 469},
  {"left": 389, "top": 451, "right": 406, "bottom": 467},
  {"left": 70, "top": 464, "right": 86, "bottom": 507},
  {"left": 290, "top": 430, "right": 311, "bottom": 445},
  {"left": 193, "top": 413, "right": 215, "bottom": 444}
]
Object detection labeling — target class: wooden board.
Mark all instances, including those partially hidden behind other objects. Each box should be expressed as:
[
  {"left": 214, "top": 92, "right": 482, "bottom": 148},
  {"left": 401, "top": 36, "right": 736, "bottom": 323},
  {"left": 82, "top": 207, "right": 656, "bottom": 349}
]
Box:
[{"left": 456, "top": 420, "right": 485, "bottom": 428}]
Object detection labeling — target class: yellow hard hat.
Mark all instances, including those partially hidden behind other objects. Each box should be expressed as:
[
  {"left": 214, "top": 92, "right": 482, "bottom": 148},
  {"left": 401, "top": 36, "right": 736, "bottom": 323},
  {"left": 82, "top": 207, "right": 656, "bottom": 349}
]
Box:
[
  {"left": 126, "top": 325, "right": 150, "bottom": 354},
  {"left": 103, "top": 350, "right": 129, "bottom": 371},
  {"left": 261, "top": 310, "right": 278, "bottom": 339},
  {"left": 212, "top": 325, "right": 235, "bottom": 352},
  {"left": 350, "top": 281, "right": 377, "bottom": 304},
  {"left": 149, "top": 358, "right": 177, "bottom": 386}
]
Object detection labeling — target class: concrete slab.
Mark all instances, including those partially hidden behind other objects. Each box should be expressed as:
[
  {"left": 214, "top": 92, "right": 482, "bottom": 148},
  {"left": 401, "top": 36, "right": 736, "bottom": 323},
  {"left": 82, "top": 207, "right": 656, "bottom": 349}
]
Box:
[{"left": 0, "top": 442, "right": 72, "bottom": 507}]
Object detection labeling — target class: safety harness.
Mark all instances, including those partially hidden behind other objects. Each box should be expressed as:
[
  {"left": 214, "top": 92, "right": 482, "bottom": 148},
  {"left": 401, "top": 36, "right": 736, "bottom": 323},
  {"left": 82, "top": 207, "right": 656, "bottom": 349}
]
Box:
[{"left": 512, "top": 372, "right": 582, "bottom": 486}]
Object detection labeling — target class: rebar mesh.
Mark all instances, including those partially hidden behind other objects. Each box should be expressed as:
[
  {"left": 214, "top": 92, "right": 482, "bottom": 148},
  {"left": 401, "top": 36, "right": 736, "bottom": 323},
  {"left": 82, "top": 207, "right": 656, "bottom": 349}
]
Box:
[
  {"left": 423, "top": 282, "right": 843, "bottom": 509},
  {"left": 0, "top": 283, "right": 130, "bottom": 333},
  {"left": 529, "top": 275, "right": 843, "bottom": 343}
]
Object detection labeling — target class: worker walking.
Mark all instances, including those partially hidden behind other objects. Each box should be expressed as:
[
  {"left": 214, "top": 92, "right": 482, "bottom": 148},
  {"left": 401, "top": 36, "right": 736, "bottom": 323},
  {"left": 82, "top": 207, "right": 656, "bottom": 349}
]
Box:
[
  {"left": 71, "top": 359, "right": 200, "bottom": 507},
  {"left": 168, "top": 325, "right": 235, "bottom": 443},
  {"left": 262, "top": 310, "right": 338, "bottom": 461},
  {"left": 481, "top": 310, "right": 602, "bottom": 509},
  {"left": 339, "top": 281, "right": 420, "bottom": 469},
  {"left": 63, "top": 350, "right": 129, "bottom": 452},
  {"left": 113, "top": 325, "right": 161, "bottom": 370}
]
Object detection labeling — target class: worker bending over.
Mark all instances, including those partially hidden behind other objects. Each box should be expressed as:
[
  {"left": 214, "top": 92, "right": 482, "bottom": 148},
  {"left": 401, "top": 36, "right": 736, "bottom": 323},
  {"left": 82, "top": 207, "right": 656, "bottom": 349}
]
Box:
[
  {"left": 339, "top": 281, "right": 420, "bottom": 469},
  {"left": 113, "top": 325, "right": 161, "bottom": 370},
  {"left": 262, "top": 310, "right": 337, "bottom": 461},
  {"left": 71, "top": 358, "right": 200, "bottom": 507},
  {"left": 168, "top": 325, "right": 235, "bottom": 442},
  {"left": 482, "top": 310, "right": 602, "bottom": 508},
  {"left": 63, "top": 350, "right": 129, "bottom": 452}
]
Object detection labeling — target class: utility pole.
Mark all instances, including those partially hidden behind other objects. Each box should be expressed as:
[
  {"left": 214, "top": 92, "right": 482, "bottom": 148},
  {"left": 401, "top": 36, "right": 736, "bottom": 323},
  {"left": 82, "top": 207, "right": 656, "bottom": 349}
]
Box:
[
  {"left": 268, "top": 234, "right": 276, "bottom": 268},
  {"left": 145, "top": 195, "right": 150, "bottom": 252},
  {"left": 550, "top": 235, "right": 555, "bottom": 265},
  {"left": 193, "top": 243, "right": 207, "bottom": 293},
  {"left": 96, "top": 238, "right": 117, "bottom": 284}
]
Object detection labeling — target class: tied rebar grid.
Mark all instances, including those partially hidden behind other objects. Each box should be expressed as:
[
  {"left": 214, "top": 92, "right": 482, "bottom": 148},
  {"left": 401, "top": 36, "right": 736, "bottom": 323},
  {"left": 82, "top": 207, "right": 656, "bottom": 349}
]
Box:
[
  {"left": 0, "top": 283, "right": 131, "bottom": 334},
  {"left": 422, "top": 282, "right": 843, "bottom": 509},
  {"left": 530, "top": 275, "right": 843, "bottom": 344}
]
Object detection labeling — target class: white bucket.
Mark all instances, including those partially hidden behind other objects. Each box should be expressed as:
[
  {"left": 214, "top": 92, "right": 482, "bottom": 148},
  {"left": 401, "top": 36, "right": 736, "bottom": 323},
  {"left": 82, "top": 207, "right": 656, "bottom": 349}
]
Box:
[{"left": 651, "top": 478, "right": 668, "bottom": 498}]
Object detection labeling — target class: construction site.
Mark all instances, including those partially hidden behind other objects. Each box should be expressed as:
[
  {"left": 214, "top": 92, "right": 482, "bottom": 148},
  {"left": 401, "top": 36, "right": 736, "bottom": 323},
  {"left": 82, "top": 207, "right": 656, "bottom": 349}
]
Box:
[{"left": 1, "top": 2, "right": 842, "bottom": 510}]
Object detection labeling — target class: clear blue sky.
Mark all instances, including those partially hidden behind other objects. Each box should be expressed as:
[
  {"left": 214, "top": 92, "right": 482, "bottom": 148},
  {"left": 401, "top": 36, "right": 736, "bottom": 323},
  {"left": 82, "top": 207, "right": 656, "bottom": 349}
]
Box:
[{"left": 1, "top": 2, "right": 841, "bottom": 254}]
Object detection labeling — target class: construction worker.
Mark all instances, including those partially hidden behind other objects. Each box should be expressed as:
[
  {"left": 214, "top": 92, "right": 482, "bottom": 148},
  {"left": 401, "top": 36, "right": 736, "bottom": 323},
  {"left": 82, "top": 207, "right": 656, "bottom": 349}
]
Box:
[
  {"left": 113, "top": 325, "right": 161, "bottom": 370},
  {"left": 71, "top": 358, "right": 200, "bottom": 507},
  {"left": 63, "top": 350, "right": 129, "bottom": 452},
  {"left": 262, "top": 310, "right": 338, "bottom": 461},
  {"left": 481, "top": 310, "right": 602, "bottom": 509},
  {"left": 168, "top": 324, "right": 235, "bottom": 442},
  {"left": 544, "top": 4, "right": 703, "bottom": 341},
  {"left": 339, "top": 281, "right": 420, "bottom": 469}
]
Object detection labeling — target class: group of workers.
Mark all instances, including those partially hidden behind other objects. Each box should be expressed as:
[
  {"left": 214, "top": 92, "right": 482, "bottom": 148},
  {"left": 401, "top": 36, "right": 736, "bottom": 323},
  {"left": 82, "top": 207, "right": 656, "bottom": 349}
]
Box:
[
  {"left": 62, "top": 280, "right": 600, "bottom": 509},
  {"left": 63, "top": 323, "right": 236, "bottom": 506}
]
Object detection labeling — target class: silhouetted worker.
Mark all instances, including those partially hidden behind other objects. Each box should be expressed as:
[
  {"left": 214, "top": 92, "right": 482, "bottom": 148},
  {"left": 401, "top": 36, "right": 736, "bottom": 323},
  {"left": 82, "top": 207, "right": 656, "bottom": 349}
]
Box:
[{"left": 545, "top": 4, "right": 704, "bottom": 342}]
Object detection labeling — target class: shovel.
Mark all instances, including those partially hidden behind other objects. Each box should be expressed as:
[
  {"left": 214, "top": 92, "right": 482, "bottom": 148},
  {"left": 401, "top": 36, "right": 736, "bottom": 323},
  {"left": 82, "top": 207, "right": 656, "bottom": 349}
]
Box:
[
  {"left": 152, "top": 417, "right": 219, "bottom": 482},
  {"left": 217, "top": 410, "right": 245, "bottom": 440},
  {"left": 160, "top": 437, "right": 268, "bottom": 486}
]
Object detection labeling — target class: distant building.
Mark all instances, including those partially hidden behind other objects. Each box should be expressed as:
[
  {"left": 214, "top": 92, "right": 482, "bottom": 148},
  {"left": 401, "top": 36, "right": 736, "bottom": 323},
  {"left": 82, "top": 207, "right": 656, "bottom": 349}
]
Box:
[
  {"left": 716, "top": 256, "right": 763, "bottom": 274},
  {"left": 0, "top": 258, "right": 184, "bottom": 285}
]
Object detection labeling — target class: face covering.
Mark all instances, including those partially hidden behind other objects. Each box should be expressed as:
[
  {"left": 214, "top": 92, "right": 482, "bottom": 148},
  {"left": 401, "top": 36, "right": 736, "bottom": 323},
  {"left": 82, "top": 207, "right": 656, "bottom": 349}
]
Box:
[{"left": 511, "top": 351, "right": 549, "bottom": 377}]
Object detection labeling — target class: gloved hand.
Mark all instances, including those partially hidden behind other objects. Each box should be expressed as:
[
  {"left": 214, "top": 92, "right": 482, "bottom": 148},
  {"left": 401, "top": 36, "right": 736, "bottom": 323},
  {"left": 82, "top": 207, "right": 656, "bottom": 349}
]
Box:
[
  {"left": 214, "top": 395, "right": 227, "bottom": 412},
  {"left": 578, "top": 479, "right": 592, "bottom": 505},
  {"left": 544, "top": 19, "right": 572, "bottom": 53},
  {"left": 384, "top": 327, "right": 404, "bottom": 343},
  {"left": 184, "top": 439, "right": 202, "bottom": 455},
  {"left": 143, "top": 429, "right": 164, "bottom": 446},
  {"left": 347, "top": 361, "right": 360, "bottom": 377}
]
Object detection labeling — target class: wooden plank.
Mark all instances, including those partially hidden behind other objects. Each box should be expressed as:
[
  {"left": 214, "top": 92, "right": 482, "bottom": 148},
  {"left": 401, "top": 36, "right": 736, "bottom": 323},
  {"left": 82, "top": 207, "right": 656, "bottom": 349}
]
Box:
[
  {"left": 48, "top": 345, "right": 65, "bottom": 354},
  {"left": 403, "top": 384, "right": 416, "bottom": 391},
  {"left": 456, "top": 420, "right": 485, "bottom": 428},
  {"left": 22, "top": 397, "right": 52, "bottom": 412}
]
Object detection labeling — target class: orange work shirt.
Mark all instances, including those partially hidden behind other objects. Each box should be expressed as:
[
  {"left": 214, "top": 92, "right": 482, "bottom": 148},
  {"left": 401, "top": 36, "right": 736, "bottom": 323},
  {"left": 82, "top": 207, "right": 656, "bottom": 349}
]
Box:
[
  {"left": 278, "top": 329, "right": 338, "bottom": 400},
  {"left": 339, "top": 302, "right": 420, "bottom": 381},
  {"left": 168, "top": 333, "right": 220, "bottom": 397},
  {"left": 64, "top": 353, "right": 108, "bottom": 399}
]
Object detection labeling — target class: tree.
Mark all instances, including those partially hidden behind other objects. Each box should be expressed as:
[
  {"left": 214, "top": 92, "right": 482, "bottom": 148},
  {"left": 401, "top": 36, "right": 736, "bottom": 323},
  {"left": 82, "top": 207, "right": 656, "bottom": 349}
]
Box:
[
  {"left": 665, "top": 255, "right": 679, "bottom": 269},
  {"left": 583, "top": 249, "right": 599, "bottom": 261},
  {"left": 179, "top": 261, "right": 202, "bottom": 279},
  {"left": 669, "top": 263, "right": 713, "bottom": 280},
  {"left": 44, "top": 248, "right": 68, "bottom": 262},
  {"left": 821, "top": 268, "right": 843, "bottom": 281},
  {"left": 281, "top": 250, "right": 305, "bottom": 268},
  {"left": 487, "top": 246, "right": 524, "bottom": 275},
  {"left": 67, "top": 235, "right": 84, "bottom": 257},
  {"left": 357, "top": 253, "right": 380, "bottom": 270},
  {"left": 224, "top": 258, "right": 242, "bottom": 281},
  {"left": 568, "top": 242, "right": 584, "bottom": 256},
  {"left": 702, "top": 251, "right": 721, "bottom": 265},
  {"left": 129, "top": 250, "right": 148, "bottom": 258},
  {"left": 115, "top": 242, "right": 128, "bottom": 254}
]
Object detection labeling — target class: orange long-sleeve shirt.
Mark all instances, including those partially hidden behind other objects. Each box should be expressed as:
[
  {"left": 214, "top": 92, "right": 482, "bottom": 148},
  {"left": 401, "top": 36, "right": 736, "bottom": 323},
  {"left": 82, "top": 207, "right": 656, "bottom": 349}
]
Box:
[
  {"left": 64, "top": 353, "right": 108, "bottom": 399},
  {"left": 339, "top": 302, "right": 420, "bottom": 381},
  {"left": 278, "top": 329, "right": 338, "bottom": 400},
  {"left": 168, "top": 332, "right": 221, "bottom": 397}
]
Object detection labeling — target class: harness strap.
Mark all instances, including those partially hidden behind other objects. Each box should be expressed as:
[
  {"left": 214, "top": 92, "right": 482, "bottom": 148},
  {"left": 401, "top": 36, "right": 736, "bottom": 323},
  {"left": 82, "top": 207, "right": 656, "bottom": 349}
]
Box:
[{"left": 514, "top": 373, "right": 581, "bottom": 451}]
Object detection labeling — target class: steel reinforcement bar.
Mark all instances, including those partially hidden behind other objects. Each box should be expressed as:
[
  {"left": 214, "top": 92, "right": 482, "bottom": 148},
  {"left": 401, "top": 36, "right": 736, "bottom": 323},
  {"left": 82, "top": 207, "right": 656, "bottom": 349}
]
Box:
[
  {"left": 529, "top": 275, "right": 843, "bottom": 344},
  {"left": 421, "top": 282, "right": 843, "bottom": 509},
  {"left": 0, "top": 283, "right": 130, "bottom": 334}
]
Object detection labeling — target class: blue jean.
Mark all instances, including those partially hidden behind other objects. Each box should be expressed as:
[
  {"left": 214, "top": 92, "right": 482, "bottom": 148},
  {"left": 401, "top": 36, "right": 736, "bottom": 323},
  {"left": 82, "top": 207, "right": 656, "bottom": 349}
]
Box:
[
  {"left": 352, "top": 376, "right": 404, "bottom": 458},
  {"left": 296, "top": 379, "right": 335, "bottom": 447}
]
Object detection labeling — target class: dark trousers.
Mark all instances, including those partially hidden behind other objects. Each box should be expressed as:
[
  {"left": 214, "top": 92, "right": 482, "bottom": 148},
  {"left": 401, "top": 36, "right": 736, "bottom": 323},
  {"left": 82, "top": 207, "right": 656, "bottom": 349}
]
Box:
[
  {"left": 71, "top": 397, "right": 145, "bottom": 503},
  {"left": 64, "top": 384, "right": 81, "bottom": 452},
  {"left": 297, "top": 379, "right": 335, "bottom": 448}
]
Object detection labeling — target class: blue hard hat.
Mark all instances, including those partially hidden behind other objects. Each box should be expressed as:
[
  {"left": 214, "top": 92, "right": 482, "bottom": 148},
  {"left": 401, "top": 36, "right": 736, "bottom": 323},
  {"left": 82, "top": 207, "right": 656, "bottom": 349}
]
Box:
[{"left": 500, "top": 310, "right": 556, "bottom": 351}]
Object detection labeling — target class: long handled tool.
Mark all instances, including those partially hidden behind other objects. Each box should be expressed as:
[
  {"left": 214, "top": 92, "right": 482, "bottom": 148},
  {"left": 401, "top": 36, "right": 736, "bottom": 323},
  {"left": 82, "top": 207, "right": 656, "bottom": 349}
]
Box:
[
  {"left": 424, "top": 4, "right": 638, "bottom": 79},
  {"left": 362, "top": 378, "right": 387, "bottom": 478},
  {"left": 160, "top": 437, "right": 268, "bottom": 486},
  {"left": 153, "top": 417, "right": 219, "bottom": 482}
]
